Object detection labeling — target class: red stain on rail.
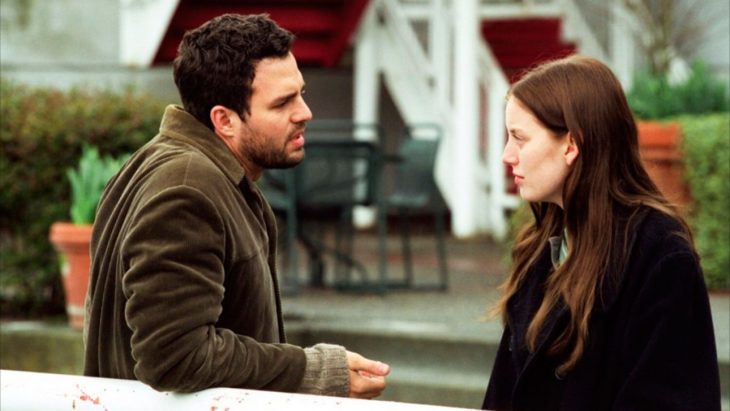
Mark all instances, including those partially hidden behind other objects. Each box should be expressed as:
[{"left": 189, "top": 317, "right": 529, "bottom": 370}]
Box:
[{"left": 74, "top": 384, "right": 108, "bottom": 410}]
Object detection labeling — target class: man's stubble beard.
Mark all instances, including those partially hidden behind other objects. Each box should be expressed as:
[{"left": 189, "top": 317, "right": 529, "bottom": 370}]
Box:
[{"left": 246, "top": 143, "right": 303, "bottom": 170}]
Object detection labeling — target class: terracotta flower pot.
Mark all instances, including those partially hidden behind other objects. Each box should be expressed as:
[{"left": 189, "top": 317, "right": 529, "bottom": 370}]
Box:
[
  {"left": 49, "top": 222, "right": 93, "bottom": 330},
  {"left": 637, "top": 121, "right": 690, "bottom": 207}
]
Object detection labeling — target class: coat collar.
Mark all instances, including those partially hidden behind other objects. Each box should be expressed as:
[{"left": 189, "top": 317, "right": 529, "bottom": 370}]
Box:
[{"left": 158, "top": 105, "right": 247, "bottom": 187}]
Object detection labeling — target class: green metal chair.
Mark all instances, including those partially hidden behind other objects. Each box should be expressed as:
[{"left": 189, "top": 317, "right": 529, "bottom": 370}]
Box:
[
  {"left": 377, "top": 124, "right": 448, "bottom": 291},
  {"left": 260, "top": 120, "right": 385, "bottom": 294},
  {"left": 295, "top": 140, "right": 382, "bottom": 290}
]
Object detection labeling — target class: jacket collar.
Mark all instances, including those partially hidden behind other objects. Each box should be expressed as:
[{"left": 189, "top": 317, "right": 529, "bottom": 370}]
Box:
[{"left": 158, "top": 105, "right": 247, "bottom": 186}]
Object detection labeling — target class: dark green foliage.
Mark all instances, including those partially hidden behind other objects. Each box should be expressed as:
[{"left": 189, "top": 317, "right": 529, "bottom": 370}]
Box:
[
  {"left": 680, "top": 114, "right": 730, "bottom": 290},
  {"left": 628, "top": 61, "right": 729, "bottom": 120},
  {"left": 0, "top": 79, "right": 165, "bottom": 316}
]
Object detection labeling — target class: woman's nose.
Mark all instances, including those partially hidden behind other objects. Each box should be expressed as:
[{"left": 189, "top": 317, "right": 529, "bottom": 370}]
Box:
[{"left": 502, "top": 143, "right": 517, "bottom": 165}]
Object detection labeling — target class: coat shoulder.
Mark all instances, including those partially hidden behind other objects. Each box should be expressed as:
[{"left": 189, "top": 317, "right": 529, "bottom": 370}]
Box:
[
  {"left": 632, "top": 209, "right": 695, "bottom": 260},
  {"left": 133, "top": 137, "right": 231, "bottom": 196},
  {"left": 622, "top": 208, "right": 704, "bottom": 302}
]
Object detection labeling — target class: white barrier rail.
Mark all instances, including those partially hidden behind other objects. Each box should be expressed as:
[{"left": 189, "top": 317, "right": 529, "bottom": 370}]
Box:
[{"left": 0, "top": 369, "right": 477, "bottom": 411}]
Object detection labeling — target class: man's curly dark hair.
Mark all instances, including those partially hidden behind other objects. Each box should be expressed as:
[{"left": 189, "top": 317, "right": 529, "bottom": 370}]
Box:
[{"left": 173, "top": 14, "right": 294, "bottom": 130}]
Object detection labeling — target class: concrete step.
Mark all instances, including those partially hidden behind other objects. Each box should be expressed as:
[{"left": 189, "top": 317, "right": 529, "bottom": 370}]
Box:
[
  {"left": 286, "top": 318, "right": 497, "bottom": 409},
  {"left": 287, "top": 318, "right": 730, "bottom": 410},
  {"left": 288, "top": 319, "right": 499, "bottom": 375},
  {"left": 0, "top": 321, "right": 83, "bottom": 375},
  {"left": 379, "top": 364, "right": 487, "bottom": 408}
]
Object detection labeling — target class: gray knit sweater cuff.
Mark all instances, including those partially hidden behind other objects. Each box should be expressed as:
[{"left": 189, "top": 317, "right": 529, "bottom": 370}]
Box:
[{"left": 297, "top": 343, "right": 350, "bottom": 397}]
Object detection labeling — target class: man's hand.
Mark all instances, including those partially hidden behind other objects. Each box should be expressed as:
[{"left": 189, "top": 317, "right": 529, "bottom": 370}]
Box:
[{"left": 346, "top": 351, "right": 390, "bottom": 399}]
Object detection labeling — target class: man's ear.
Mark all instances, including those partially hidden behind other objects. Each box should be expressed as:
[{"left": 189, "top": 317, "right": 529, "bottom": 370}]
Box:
[
  {"left": 210, "top": 105, "right": 235, "bottom": 138},
  {"left": 564, "top": 132, "right": 579, "bottom": 166}
]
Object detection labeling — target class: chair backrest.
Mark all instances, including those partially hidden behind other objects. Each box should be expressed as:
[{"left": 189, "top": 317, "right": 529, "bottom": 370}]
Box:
[
  {"left": 296, "top": 140, "right": 381, "bottom": 211},
  {"left": 259, "top": 120, "right": 384, "bottom": 214},
  {"left": 306, "top": 120, "right": 384, "bottom": 144},
  {"left": 392, "top": 125, "right": 441, "bottom": 200},
  {"left": 258, "top": 168, "right": 295, "bottom": 212}
]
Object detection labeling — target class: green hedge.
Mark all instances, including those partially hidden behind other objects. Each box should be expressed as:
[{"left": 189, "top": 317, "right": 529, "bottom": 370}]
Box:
[
  {"left": 628, "top": 61, "right": 729, "bottom": 120},
  {"left": 0, "top": 79, "right": 165, "bottom": 316},
  {"left": 680, "top": 114, "right": 730, "bottom": 290}
]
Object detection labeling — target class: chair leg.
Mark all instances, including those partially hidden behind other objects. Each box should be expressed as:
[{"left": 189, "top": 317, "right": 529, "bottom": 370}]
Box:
[
  {"left": 334, "top": 208, "right": 354, "bottom": 286},
  {"left": 303, "top": 223, "right": 326, "bottom": 288},
  {"left": 377, "top": 203, "right": 388, "bottom": 294},
  {"left": 434, "top": 207, "right": 448, "bottom": 291},
  {"left": 285, "top": 206, "right": 299, "bottom": 294},
  {"left": 399, "top": 208, "right": 414, "bottom": 287}
]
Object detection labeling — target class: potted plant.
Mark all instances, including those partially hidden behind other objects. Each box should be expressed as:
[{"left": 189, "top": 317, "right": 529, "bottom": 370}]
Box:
[
  {"left": 616, "top": 0, "right": 729, "bottom": 207},
  {"left": 635, "top": 120, "right": 687, "bottom": 206},
  {"left": 49, "top": 145, "right": 128, "bottom": 329}
]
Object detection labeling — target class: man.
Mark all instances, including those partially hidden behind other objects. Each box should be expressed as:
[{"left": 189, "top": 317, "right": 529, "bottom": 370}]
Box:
[{"left": 84, "top": 14, "right": 389, "bottom": 398}]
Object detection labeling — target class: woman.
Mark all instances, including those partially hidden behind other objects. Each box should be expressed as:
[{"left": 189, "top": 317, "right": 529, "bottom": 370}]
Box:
[{"left": 483, "top": 55, "right": 720, "bottom": 410}]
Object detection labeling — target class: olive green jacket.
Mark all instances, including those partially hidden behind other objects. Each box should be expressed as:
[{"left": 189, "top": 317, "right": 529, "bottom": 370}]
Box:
[{"left": 84, "top": 105, "right": 306, "bottom": 392}]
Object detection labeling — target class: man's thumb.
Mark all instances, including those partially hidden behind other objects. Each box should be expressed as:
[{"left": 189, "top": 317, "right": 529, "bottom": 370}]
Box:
[{"left": 349, "top": 353, "right": 390, "bottom": 376}]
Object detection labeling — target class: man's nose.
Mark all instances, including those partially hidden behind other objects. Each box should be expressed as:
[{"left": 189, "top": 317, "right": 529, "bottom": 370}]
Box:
[{"left": 293, "top": 98, "right": 312, "bottom": 123}]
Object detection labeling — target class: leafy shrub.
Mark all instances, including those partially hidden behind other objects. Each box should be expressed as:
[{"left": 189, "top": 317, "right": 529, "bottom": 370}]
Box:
[
  {"left": 0, "top": 79, "right": 165, "bottom": 316},
  {"left": 679, "top": 114, "right": 730, "bottom": 290},
  {"left": 628, "top": 61, "right": 729, "bottom": 120}
]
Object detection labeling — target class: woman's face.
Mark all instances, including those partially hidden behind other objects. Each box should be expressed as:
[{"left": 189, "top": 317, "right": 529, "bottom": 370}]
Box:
[{"left": 502, "top": 96, "right": 578, "bottom": 208}]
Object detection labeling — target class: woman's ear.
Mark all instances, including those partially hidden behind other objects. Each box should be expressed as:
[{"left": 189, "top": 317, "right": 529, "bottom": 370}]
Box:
[
  {"left": 564, "top": 132, "right": 579, "bottom": 166},
  {"left": 210, "top": 105, "right": 235, "bottom": 139}
]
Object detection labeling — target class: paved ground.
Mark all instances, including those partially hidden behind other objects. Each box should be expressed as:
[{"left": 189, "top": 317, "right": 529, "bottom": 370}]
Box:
[
  {"left": 280, "top": 228, "right": 730, "bottom": 367},
  {"left": 282, "top": 232, "right": 504, "bottom": 340}
]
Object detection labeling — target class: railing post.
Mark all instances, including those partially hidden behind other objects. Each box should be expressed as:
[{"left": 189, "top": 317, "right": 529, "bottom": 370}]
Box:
[
  {"left": 353, "top": 2, "right": 381, "bottom": 228},
  {"left": 486, "top": 72, "right": 510, "bottom": 240},
  {"left": 430, "top": 0, "right": 450, "bottom": 105},
  {"left": 610, "top": 0, "right": 636, "bottom": 90},
  {"left": 353, "top": 2, "right": 381, "bottom": 134},
  {"left": 119, "top": 0, "right": 179, "bottom": 66},
  {"left": 451, "top": 0, "right": 480, "bottom": 238}
]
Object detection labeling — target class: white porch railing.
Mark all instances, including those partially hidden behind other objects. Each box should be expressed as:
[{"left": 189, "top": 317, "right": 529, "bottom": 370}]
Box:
[{"left": 0, "top": 369, "right": 475, "bottom": 411}]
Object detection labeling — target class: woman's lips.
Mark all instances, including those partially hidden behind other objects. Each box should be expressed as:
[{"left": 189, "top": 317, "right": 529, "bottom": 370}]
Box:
[{"left": 514, "top": 175, "right": 524, "bottom": 186}]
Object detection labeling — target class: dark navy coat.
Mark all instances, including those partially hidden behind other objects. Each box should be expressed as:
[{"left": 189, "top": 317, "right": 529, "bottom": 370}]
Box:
[{"left": 483, "top": 209, "right": 721, "bottom": 411}]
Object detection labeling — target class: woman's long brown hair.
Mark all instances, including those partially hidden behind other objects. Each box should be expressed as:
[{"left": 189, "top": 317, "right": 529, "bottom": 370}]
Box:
[{"left": 494, "top": 55, "right": 692, "bottom": 375}]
